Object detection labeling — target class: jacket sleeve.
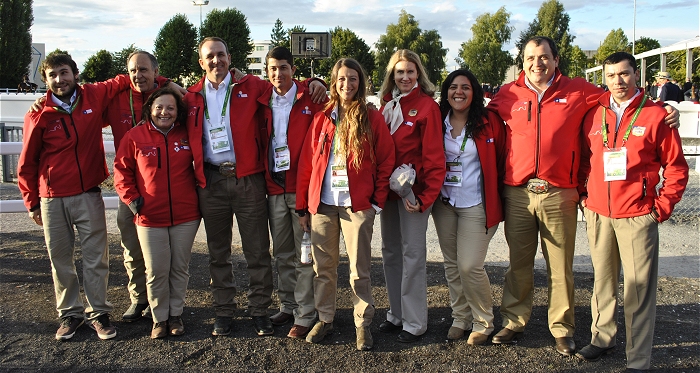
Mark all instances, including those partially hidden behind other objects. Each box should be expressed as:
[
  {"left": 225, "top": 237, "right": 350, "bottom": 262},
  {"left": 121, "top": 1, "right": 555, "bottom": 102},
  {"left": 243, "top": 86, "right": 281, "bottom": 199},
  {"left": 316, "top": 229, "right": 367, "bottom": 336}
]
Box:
[
  {"left": 295, "top": 113, "right": 320, "bottom": 211},
  {"left": 416, "top": 102, "right": 447, "bottom": 211},
  {"left": 17, "top": 111, "right": 43, "bottom": 211},
  {"left": 654, "top": 125, "right": 689, "bottom": 222},
  {"left": 155, "top": 75, "right": 171, "bottom": 89},
  {"left": 89, "top": 74, "right": 133, "bottom": 112},
  {"left": 370, "top": 111, "right": 395, "bottom": 208},
  {"left": 577, "top": 109, "right": 595, "bottom": 196},
  {"left": 113, "top": 130, "right": 141, "bottom": 206}
]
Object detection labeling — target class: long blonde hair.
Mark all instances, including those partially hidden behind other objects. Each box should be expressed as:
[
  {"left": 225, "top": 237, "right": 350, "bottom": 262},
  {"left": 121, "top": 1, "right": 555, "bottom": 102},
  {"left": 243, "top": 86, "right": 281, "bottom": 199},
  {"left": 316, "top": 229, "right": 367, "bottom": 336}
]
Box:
[
  {"left": 326, "top": 58, "right": 374, "bottom": 170},
  {"left": 379, "top": 49, "right": 435, "bottom": 105}
]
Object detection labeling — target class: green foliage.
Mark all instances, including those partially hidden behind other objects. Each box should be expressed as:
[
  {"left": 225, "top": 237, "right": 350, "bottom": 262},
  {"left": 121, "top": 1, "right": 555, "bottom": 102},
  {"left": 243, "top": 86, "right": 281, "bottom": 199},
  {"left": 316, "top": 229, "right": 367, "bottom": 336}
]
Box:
[
  {"left": 515, "top": 0, "right": 575, "bottom": 75},
  {"left": 154, "top": 13, "right": 198, "bottom": 84},
  {"left": 0, "top": 0, "right": 33, "bottom": 88},
  {"left": 665, "top": 48, "right": 700, "bottom": 83},
  {"left": 458, "top": 6, "right": 514, "bottom": 85},
  {"left": 47, "top": 48, "right": 69, "bottom": 56},
  {"left": 270, "top": 19, "right": 286, "bottom": 48},
  {"left": 316, "top": 27, "right": 375, "bottom": 82},
  {"left": 567, "top": 45, "right": 589, "bottom": 78},
  {"left": 200, "top": 7, "right": 253, "bottom": 70},
  {"left": 82, "top": 50, "right": 114, "bottom": 83},
  {"left": 374, "top": 10, "right": 447, "bottom": 87},
  {"left": 595, "top": 28, "right": 631, "bottom": 63},
  {"left": 634, "top": 36, "right": 661, "bottom": 85},
  {"left": 112, "top": 44, "right": 139, "bottom": 76}
]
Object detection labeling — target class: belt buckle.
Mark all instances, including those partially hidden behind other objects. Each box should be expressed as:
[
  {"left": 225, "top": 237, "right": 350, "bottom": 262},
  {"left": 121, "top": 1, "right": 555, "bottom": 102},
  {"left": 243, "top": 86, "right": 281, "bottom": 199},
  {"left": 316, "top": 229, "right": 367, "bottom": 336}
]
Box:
[
  {"left": 526, "top": 178, "right": 549, "bottom": 194},
  {"left": 219, "top": 161, "right": 237, "bottom": 178}
]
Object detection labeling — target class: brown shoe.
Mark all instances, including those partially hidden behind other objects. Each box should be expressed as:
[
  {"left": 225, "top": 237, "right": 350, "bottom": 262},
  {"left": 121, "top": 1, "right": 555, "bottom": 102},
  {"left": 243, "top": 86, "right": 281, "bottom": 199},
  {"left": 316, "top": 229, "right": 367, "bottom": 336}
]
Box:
[
  {"left": 467, "top": 331, "right": 489, "bottom": 345},
  {"left": 447, "top": 326, "right": 466, "bottom": 340},
  {"left": 151, "top": 321, "right": 168, "bottom": 339},
  {"left": 555, "top": 337, "right": 576, "bottom": 356},
  {"left": 169, "top": 316, "right": 184, "bottom": 336},
  {"left": 287, "top": 324, "right": 311, "bottom": 339},
  {"left": 492, "top": 328, "right": 519, "bottom": 344},
  {"left": 270, "top": 311, "right": 293, "bottom": 326}
]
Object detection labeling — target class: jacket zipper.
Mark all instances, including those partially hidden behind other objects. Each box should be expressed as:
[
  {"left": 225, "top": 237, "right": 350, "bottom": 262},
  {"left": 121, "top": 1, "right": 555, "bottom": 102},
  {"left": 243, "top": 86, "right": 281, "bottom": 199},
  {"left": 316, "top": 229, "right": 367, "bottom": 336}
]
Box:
[
  {"left": 569, "top": 151, "right": 575, "bottom": 184},
  {"left": 534, "top": 100, "right": 541, "bottom": 176},
  {"left": 641, "top": 178, "right": 647, "bottom": 200},
  {"left": 68, "top": 113, "right": 85, "bottom": 192},
  {"left": 60, "top": 118, "right": 70, "bottom": 139},
  {"left": 163, "top": 135, "right": 174, "bottom": 226}
]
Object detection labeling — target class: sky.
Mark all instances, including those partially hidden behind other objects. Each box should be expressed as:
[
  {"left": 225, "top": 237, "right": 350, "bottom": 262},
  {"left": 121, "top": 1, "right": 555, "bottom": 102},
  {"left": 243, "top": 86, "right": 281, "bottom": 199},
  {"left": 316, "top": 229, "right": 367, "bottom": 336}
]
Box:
[{"left": 31, "top": 0, "right": 699, "bottom": 72}]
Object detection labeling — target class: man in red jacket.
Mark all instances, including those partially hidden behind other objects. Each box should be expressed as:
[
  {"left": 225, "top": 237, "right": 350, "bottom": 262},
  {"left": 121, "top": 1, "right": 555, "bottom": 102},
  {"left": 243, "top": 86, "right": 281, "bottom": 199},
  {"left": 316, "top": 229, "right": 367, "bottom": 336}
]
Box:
[
  {"left": 18, "top": 53, "right": 131, "bottom": 341},
  {"left": 487, "top": 36, "right": 679, "bottom": 356},
  {"left": 576, "top": 52, "right": 688, "bottom": 372}
]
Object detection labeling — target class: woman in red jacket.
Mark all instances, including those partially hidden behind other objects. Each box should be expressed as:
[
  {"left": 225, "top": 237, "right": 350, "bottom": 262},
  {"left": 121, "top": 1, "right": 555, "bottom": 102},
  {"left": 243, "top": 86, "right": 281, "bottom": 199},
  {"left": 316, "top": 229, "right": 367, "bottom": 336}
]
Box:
[
  {"left": 296, "top": 58, "right": 395, "bottom": 351},
  {"left": 432, "top": 69, "right": 506, "bottom": 345},
  {"left": 378, "top": 49, "right": 445, "bottom": 342},
  {"left": 114, "top": 88, "right": 201, "bottom": 339}
]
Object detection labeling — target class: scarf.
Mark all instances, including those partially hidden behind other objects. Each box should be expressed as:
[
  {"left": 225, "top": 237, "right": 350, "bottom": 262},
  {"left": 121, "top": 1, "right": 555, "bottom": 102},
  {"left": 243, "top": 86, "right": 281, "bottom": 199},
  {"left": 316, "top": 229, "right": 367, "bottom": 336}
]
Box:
[{"left": 382, "top": 84, "right": 417, "bottom": 135}]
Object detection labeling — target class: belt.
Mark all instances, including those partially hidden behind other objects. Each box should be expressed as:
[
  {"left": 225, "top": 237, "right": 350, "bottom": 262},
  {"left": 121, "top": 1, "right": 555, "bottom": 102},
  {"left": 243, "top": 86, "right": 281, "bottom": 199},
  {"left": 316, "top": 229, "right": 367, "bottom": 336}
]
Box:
[
  {"left": 525, "top": 178, "right": 550, "bottom": 194},
  {"left": 204, "top": 161, "right": 237, "bottom": 178}
]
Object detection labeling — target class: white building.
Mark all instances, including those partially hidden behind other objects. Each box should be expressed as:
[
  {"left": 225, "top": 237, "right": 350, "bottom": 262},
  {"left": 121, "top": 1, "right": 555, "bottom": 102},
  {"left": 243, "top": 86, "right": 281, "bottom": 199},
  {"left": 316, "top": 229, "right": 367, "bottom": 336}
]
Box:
[{"left": 247, "top": 40, "right": 272, "bottom": 79}]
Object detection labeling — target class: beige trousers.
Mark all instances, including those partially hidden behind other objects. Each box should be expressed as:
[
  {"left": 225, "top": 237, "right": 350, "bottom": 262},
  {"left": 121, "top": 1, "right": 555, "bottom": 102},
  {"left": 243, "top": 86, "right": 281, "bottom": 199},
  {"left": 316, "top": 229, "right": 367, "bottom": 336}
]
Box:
[{"left": 117, "top": 199, "right": 146, "bottom": 304}]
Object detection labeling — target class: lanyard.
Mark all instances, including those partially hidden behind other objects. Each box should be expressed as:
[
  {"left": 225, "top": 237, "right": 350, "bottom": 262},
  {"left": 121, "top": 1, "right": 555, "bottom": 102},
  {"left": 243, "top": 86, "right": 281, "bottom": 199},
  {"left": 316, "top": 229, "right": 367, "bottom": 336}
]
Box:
[
  {"left": 268, "top": 91, "right": 298, "bottom": 140},
  {"left": 602, "top": 95, "right": 646, "bottom": 148},
  {"left": 51, "top": 95, "right": 81, "bottom": 114},
  {"left": 129, "top": 90, "right": 137, "bottom": 127},
  {"left": 442, "top": 123, "right": 470, "bottom": 155},
  {"left": 204, "top": 82, "right": 233, "bottom": 123}
]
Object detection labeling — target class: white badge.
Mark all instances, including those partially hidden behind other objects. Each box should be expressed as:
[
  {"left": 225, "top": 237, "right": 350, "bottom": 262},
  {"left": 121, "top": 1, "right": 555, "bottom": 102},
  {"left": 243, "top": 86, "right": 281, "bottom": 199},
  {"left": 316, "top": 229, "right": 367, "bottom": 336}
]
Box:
[
  {"left": 603, "top": 147, "right": 627, "bottom": 181},
  {"left": 331, "top": 164, "right": 349, "bottom": 191},
  {"left": 444, "top": 161, "right": 463, "bottom": 186},
  {"left": 273, "top": 145, "right": 291, "bottom": 172},
  {"left": 208, "top": 121, "right": 231, "bottom": 153}
]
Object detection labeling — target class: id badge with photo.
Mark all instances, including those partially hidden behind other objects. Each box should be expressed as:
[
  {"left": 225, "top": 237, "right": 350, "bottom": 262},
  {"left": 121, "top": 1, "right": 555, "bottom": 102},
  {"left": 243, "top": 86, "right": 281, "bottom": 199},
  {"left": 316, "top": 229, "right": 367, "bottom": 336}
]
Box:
[
  {"left": 331, "top": 165, "right": 349, "bottom": 191},
  {"left": 444, "top": 161, "right": 463, "bottom": 187},
  {"left": 273, "top": 145, "right": 291, "bottom": 171},
  {"left": 208, "top": 124, "right": 231, "bottom": 153},
  {"left": 603, "top": 147, "right": 627, "bottom": 181}
]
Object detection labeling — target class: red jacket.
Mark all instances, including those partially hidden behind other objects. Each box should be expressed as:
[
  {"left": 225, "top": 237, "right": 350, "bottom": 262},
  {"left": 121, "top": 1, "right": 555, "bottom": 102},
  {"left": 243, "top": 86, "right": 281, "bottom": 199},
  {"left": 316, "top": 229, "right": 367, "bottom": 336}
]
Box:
[
  {"left": 18, "top": 75, "right": 132, "bottom": 211},
  {"left": 103, "top": 75, "right": 171, "bottom": 151},
  {"left": 296, "top": 108, "right": 395, "bottom": 214},
  {"left": 114, "top": 121, "right": 201, "bottom": 227},
  {"left": 185, "top": 73, "right": 267, "bottom": 187},
  {"left": 441, "top": 110, "right": 506, "bottom": 229},
  {"left": 257, "top": 80, "right": 327, "bottom": 195},
  {"left": 488, "top": 69, "right": 602, "bottom": 188},
  {"left": 381, "top": 89, "right": 445, "bottom": 211},
  {"left": 578, "top": 90, "right": 688, "bottom": 222}
]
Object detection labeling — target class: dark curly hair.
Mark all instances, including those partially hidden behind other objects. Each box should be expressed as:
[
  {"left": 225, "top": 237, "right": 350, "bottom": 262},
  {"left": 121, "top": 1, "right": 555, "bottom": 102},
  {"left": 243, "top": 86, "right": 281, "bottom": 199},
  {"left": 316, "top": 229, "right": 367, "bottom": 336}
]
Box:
[{"left": 439, "top": 69, "right": 486, "bottom": 139}]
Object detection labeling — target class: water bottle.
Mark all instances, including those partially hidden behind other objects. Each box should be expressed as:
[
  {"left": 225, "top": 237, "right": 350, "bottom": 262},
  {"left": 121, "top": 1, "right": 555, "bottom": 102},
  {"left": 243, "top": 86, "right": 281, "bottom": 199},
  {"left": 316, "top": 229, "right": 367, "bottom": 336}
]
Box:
[{"left": 301, "top": 231, "right": 312, "bottom": 264}]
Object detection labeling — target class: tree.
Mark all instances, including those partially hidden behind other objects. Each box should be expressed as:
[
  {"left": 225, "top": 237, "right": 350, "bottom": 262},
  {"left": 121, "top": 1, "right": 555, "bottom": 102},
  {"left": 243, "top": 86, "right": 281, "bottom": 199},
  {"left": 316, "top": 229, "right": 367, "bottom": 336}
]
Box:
[
  {"left": 112, "top": 44, "right": 140, "bottom": 76},
  {"left": 0, "top": 0, "right": 33, "bottom": 88},
  {"left": 81, "top": 50, "right": 114, "bottom": 83},
  {"left": 316, "top": 27, "right": 375, "bottom": 81},
  {"left": 374, "top": 10, "right": 447, "bottom": 87},
  {"left": 200, "top": 7, "right": 253, "bottom": 70},
  {"left": 154, "top": 14, "right": 197, "bottom": 84},
  {"left": 270, "top": 18, "right": 286, "bottom": 48},
  {"left": 567, "top": 45, "right": 588, "bottom": 79},
  {"left": 595, "top": 28, "right": 631, "bottom": 63},
  {"left": 515, "top": 0, "right": 575, "bottom": 75},
  {"left": 457, "top": 7, "right": 513, "bottom": 85},
  {"left": 635, "top": 36, "right": 661, "bottom": 86}
]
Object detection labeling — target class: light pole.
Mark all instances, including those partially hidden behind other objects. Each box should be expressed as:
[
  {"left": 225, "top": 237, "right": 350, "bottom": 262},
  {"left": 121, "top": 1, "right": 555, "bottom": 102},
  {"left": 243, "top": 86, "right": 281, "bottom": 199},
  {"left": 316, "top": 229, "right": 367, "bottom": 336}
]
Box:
[{"left": 192, "top": 0, "right": 209, "bottom": 38}]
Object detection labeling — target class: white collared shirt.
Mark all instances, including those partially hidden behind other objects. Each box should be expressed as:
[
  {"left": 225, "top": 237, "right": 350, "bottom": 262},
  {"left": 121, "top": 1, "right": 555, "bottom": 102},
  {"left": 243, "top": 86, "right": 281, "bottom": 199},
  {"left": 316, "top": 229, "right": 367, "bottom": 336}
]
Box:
[
  {"left": 270, "top": 83, "right": 298, "bottom": 147},
  {"left": 50, "top": 90, "right": 77, "bottom": 113},
  {"left": 609, "top": 89, "right": 641, "bottom": 131},
  {"left": 525, "top": 74, "right": 555, "bottom": 102},
  {"left": 202, "top": 73, "right": 236, "bottom": 165},
  {"left": 440, "top": 114, "right": 482, "bottom": 208},
  {"left": 320, "top": 107, "right": 352, "bottom": 207}
]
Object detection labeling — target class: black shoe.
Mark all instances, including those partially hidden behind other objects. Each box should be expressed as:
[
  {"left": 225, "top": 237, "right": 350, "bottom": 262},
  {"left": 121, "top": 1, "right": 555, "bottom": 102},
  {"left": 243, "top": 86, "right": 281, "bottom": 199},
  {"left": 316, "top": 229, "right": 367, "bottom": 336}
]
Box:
[
  {"left": 555, "top": 337, "right": 576, "bottom": 356},
  {"left": 378, "top": 320, "right": 402, "bottom": 333},
  {"left": 492, "top": 328, "right": 520, "bottom": 344},
  {"left": 212, "top": 316, "right": 233, "bottom": 336},
  {"left": 122, "top": 303, "right": 149, "bottom": 322},
  {"left": 252, "top": 316, "right": 274, "bottom": 336},
  {"left": 575, "top": 344, "right": 615, "bottom": 362},
  {"left": 397, "top": 330, "right": 420, "bottom": 343}
]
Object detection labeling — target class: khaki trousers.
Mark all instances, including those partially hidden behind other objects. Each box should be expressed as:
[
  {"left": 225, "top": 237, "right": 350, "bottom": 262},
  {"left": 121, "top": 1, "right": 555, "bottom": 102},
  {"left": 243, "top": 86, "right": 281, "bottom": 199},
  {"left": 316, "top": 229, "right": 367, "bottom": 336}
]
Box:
[
  {"left": 311, "top": 203, "right": 375, "bottom": 328},
  {"left": 268, "top": 193, "right": 316, "bottom": 327},
  {"left": 41, "top": 191, "right": 112, "bottom": 321},
  {"left": 198, "top": 170, "right": 272, "bottom": 317},
  {"left": 117, "top": 199, "right": 146, "bottom": 304},
  {"left": 432, "top": 202, "right": 497, "bottom": 335},
  {"left": 584, "top": 208, "right": 659, "bottom": 370},
  {"left": 137, "top": 220, "right": 200, "bottom": 322},
  {"left": 501, "top": 185, "right": 578, "bottom": 337},
  {"left": 380, "top": 199, "right": 432, "bottom": 335}
]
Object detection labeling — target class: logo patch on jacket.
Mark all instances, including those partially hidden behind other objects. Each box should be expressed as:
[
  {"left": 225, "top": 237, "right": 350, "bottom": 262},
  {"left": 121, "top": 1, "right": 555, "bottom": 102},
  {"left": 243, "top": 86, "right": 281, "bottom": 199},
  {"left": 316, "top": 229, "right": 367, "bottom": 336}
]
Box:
[
  {"left": 632, "top": 126, "right": 646, "bottom": 136},
  {"left": 120, "top": 113, "right": 132, "bottom": 125},
  {"left": 408, "top": 109, "right": 418, "bottom": 117},
  {"left": 139, "top": 146, "right": 157, "bottom": 157},
  {"left": 83, "top": 109, "right": 93, "bottom": 114},
  {"left": 511, "top": 101, "right": 528, "bottom": 112},
  {"left": 47, "top": 119, "right": 62, "bottom": 132},
  {"left": 554, "top": 98, "right": 567, "bottom": 104},
  {"left": 302, "top": 106, "right": 312, "bottom": 115},
  {"left": 174, "top": 140, "right": 190, "bottom": 152},
  {"left": 237, "top": 91, "right": 248, "bottom": 98}
]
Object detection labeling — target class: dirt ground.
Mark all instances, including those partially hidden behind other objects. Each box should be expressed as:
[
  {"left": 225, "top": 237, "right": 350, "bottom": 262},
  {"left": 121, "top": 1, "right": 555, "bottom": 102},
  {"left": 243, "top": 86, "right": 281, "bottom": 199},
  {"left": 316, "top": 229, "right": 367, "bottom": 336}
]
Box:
[{"left": 0, "top": 230, "right": 698, "bottom": 373}]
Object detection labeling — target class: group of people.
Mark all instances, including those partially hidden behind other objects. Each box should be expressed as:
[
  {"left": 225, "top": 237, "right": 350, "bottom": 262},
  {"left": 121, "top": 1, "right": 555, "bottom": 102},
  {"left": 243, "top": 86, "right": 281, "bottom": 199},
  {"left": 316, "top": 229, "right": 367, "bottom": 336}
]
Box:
[{"left": 17, "top": 34, "right": 689, "bottom": 372}]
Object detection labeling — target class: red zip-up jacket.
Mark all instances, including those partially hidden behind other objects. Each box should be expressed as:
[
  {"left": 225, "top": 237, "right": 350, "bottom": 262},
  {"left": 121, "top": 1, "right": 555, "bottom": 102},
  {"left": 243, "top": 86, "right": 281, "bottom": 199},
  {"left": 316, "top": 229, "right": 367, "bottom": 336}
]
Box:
[
  {"left": 296, "top": 108, "right": 395, "bottom": 214},
  {"left": 441, "top": 110, "right": 507, "bottom": 229},
  {"left": 114, "top": 121, "right": 201, "bottom": 227},
  {"left": 488, "top": 69, "right": 602, "bottom": 188},
  {"left": 185, "top": 73, "right": 267, "bottom": 187},
  {"left": 18, "top": 75, "right": 132, "bottom": 211},
  {"left": 257, "top": 80, "right": 327, "bottom": 195},
  {"left": 103, "top": 75, "right": 171, "bottom": 151},
  {"left": 578, "top": 90, "right": 688, "bottom": 222},
  {"left": 381, "top": 88, "right": 445, "bottom": 211}
]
